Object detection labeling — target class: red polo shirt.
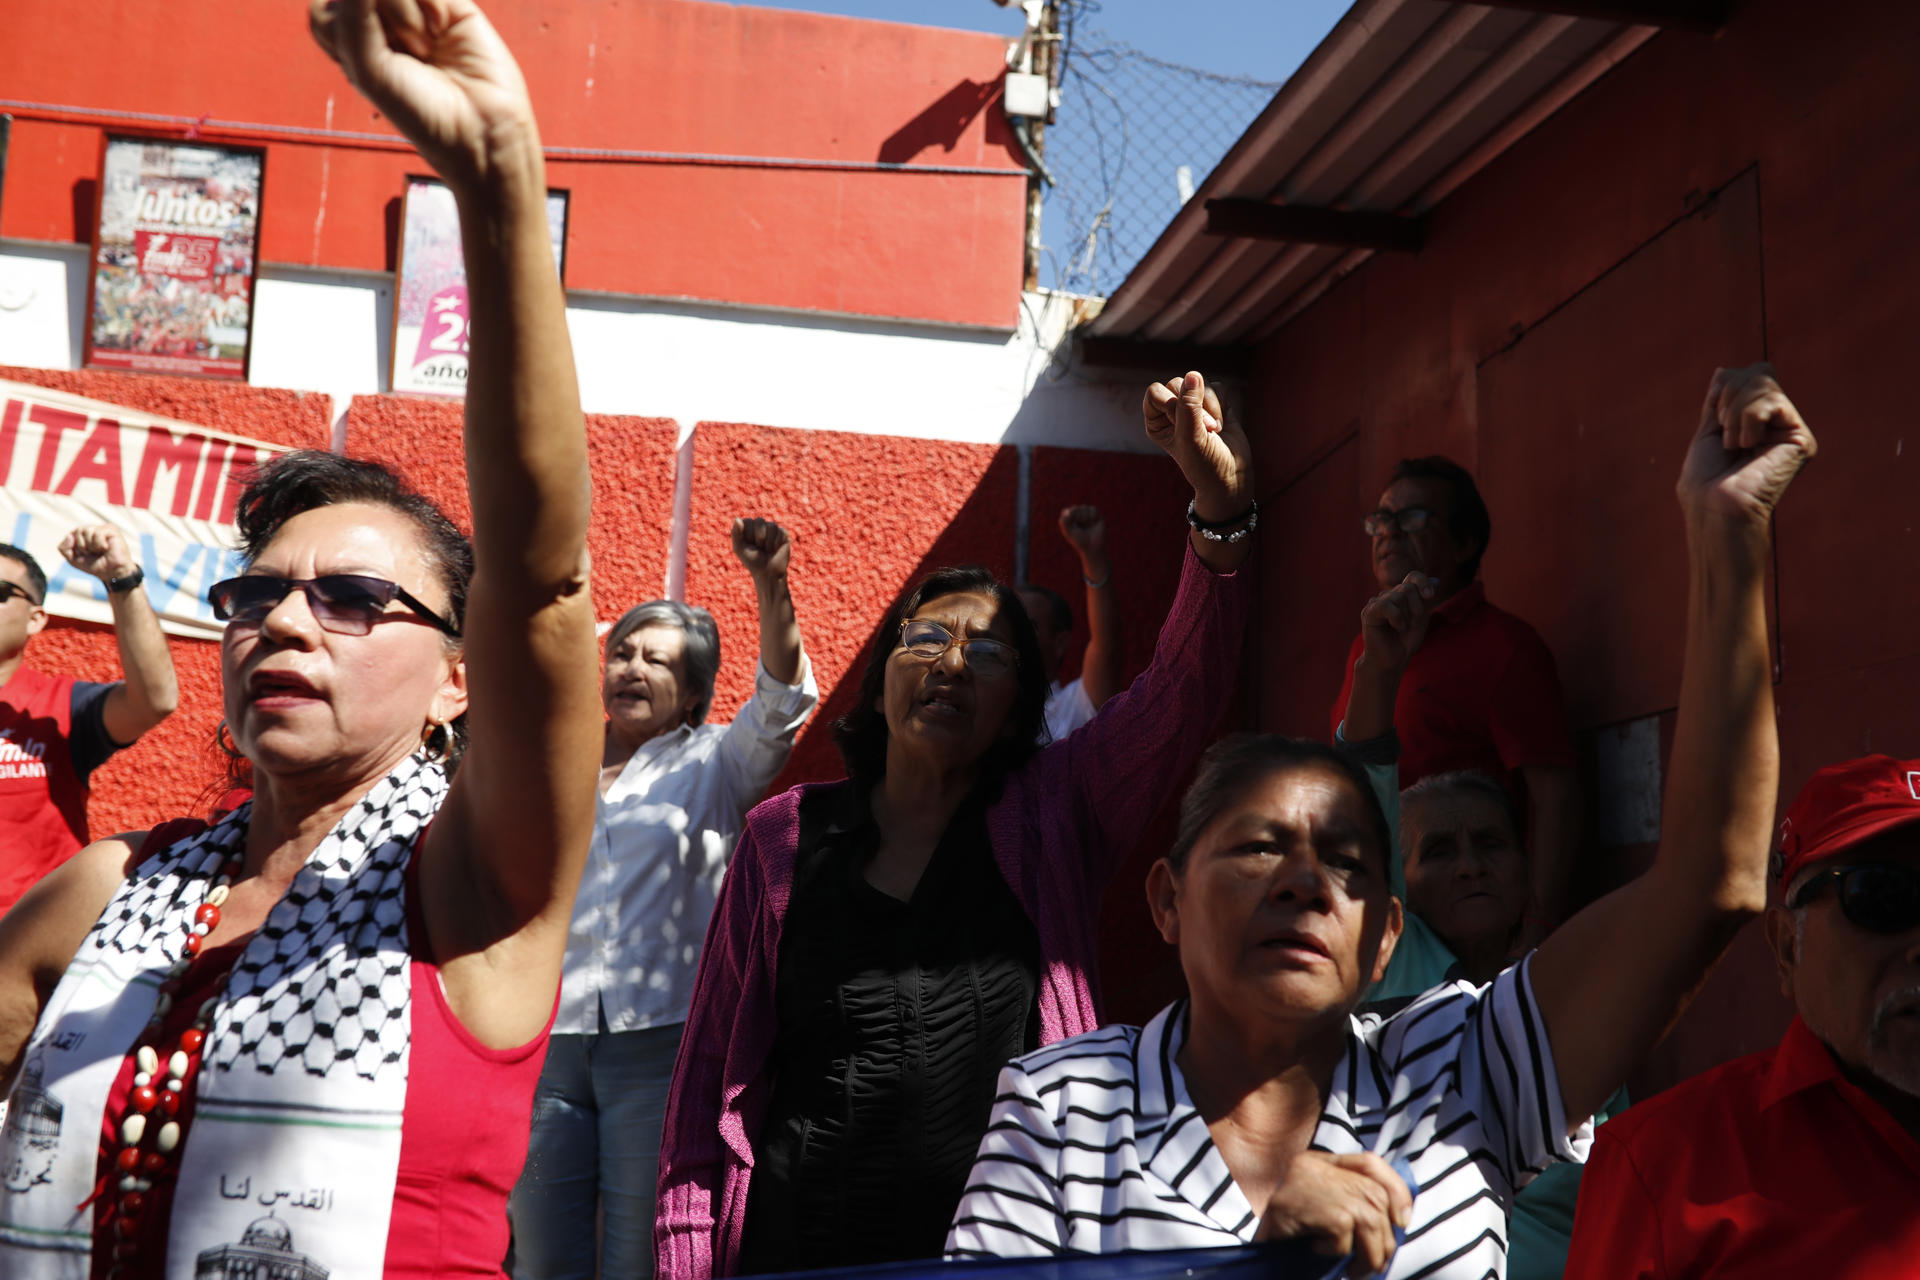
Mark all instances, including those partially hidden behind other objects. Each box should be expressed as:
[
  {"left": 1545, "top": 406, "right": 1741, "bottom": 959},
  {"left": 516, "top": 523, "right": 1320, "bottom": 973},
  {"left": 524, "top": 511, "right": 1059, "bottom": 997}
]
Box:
[
  {"left": 1564, "top": 1017, "right": 1920, "bottom": 1279},
  {"left": 1330, "top": 580, "right": 1573, "bottom": 792}
]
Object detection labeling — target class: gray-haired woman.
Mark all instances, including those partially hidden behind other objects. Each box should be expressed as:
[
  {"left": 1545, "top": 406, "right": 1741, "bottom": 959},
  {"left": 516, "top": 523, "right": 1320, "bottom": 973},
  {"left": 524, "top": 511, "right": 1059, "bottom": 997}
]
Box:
[{"left": 512, "top": 518, "right": 817, "bottom": 1280}]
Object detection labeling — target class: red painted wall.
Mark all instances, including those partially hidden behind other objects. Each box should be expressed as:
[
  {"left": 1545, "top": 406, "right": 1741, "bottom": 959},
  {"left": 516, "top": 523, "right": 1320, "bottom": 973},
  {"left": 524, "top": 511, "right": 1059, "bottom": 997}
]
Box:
[
  {"left": 1241, "top": 0, "right": 1920, "bottom": 1090},
  {"left": 684, "top": 420, "right": 1020, "bottom": 789},
  {"left": 0, "top": 364, "right": 331, "bottom": 837},
  {"left": 0, "top": 0, "right": 1028, "bottom": 328}
]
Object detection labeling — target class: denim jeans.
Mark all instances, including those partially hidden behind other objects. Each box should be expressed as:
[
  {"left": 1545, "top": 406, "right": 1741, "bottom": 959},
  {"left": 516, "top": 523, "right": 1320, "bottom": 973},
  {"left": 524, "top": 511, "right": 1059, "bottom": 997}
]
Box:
[{"left": 509, "top": 1016, "right": 685, "bottom": 1280}]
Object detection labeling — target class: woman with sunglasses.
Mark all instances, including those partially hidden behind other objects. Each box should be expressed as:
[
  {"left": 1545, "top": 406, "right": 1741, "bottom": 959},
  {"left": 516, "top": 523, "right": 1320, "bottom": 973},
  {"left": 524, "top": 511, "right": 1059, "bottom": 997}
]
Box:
[
  {"left": 0, "top": 4, "right": 600, "bottom": 1277},
  {"left": 656, "top": 373, "right": 1257, "bottom": 1279}
]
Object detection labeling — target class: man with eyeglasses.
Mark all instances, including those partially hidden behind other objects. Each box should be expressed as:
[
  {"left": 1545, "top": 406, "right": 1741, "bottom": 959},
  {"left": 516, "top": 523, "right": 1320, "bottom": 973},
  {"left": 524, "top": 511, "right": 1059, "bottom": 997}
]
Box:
[
  {"left": 1564, "top": 754, "right": 1920, "bottom": 1277},
  {"left": 0, "top": 528, "right": 178, "bottom": 913},
  {"left": 1330, "top": 456, "right": 1577, "bottom": 950}
]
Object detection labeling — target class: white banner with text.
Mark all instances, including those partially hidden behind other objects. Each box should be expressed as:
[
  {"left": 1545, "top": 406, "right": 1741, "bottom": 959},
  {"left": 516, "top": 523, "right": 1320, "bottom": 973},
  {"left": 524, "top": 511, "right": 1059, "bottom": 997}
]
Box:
[{"left": 0, "top": 378, "right": 289, "bottom": 639}]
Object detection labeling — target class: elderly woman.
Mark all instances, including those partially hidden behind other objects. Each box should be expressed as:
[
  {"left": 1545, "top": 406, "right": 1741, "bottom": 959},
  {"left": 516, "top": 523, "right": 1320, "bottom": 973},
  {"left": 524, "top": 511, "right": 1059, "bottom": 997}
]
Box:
[
  {"left": 949, "top": 365, "right": 1815, "bottom": 1278},
  {"left": 0, "top": 3, "right": 601, "bottom": 1276},
  {"left": 514, "top": 519, "right": 816, "bottom": 1280},
  {"left": 655, "top": 373, "right": 1258, "bottom": 1277}
]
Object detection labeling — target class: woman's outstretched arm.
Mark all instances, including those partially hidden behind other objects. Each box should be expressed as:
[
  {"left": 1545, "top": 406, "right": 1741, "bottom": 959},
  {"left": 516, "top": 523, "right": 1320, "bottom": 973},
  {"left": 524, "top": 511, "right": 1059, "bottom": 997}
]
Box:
[{"left": 310, "top": 0, "right": 602, "bottom": 1048}]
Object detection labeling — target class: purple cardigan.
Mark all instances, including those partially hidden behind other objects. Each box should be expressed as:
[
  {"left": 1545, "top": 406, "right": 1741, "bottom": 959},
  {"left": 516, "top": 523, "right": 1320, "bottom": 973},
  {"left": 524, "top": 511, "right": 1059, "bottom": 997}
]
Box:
[{"left": 654, "top": 544, "right": 1251, "bottom": 1279}]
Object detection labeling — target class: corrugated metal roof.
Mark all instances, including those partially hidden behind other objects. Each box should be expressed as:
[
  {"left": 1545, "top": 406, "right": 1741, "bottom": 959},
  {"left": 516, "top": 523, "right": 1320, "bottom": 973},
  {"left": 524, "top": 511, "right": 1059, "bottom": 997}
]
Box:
[{"left": 1080, "top": 1, "right": 1659, "bottom": 348}]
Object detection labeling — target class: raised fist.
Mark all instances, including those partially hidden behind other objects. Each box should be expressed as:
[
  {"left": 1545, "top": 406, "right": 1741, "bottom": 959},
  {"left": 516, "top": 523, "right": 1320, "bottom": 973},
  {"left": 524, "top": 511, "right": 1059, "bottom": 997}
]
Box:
[
  {"left": 58, "top": 525, "right": 136, "bottom": 584},
  {"left": 1359, "top": 572, "right": 1435, "bottom": 674},
  {"left": 1142, "top": 371, "right": 1255, "bottom": 522},
  {"left": 731, "top": 517, "right": 792, "bottom": 578},
  {"left": 1057, "top": 506, "right": 1107, "bottom": 560},
  {"left": 309, "top": 0, "right": 539, "bottom": 193},
  {"left": 1676, "top": 364, "right": 1816, "bottom": 526}
]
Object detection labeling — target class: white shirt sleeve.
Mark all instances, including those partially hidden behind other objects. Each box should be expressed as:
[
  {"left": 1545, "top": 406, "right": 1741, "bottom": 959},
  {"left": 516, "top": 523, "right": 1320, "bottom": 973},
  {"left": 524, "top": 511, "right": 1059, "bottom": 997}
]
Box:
[
  {"left": 715, "top": 654, "right": 819, "bottom": 808},
  {"left": 1453, "top": 956, "right": 1595, "bottom": 1189},
  {"left": 946, "top": 1060, "right": 1067, "bottom": 1258},
  {"left": 1042, "top": 676, "right": 1098, "bottom": 744}
]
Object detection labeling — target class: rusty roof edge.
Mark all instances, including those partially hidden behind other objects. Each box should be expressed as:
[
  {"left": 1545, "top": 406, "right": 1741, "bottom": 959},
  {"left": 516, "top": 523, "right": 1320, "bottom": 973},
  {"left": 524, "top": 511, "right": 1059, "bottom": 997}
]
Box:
[{"left": 1083, "top": 0, "right": 1421, "bottom": 337}]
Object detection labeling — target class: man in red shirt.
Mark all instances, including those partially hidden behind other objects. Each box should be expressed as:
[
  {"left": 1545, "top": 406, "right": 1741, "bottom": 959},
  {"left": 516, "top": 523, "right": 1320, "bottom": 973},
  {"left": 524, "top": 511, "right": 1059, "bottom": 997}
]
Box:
[
  {"left": 1565, "top": 755, "right": 1920, "bottom": 1278},
  {"left": 0, "top": 528, "right": 179, "bottom": 912},
  {"left": 1331, "top": 456, "right": 1577, "bottom": 943}
]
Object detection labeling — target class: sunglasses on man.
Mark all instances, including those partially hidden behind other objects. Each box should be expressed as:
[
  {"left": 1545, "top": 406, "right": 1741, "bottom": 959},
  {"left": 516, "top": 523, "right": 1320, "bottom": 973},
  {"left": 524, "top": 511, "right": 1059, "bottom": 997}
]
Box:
[
  {"left": 0, "top": 581, "right": 41, "bottom": 607},
  {"left": 1788, "top": 863, "right": 1920, "bottom": 935},
  {"left": 208, "top": 574, "right": 461, "bottom": 638},
  {"left": 1361, "top": 506, "right": 1433, "bottom": 538}
]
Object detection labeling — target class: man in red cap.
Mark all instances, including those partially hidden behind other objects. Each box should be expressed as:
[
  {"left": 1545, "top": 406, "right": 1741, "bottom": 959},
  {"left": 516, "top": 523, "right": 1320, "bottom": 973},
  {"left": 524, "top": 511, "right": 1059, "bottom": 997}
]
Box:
[{"left": 1565, "top": 754, "right": 1920, "bottom": 1277}]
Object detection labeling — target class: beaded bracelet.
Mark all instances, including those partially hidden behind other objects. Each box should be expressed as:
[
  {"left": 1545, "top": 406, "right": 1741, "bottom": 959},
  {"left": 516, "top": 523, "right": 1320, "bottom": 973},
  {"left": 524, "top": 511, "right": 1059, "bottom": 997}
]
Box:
[{"left": 1186, "top": 498, "right": 1259, "bottom": 543}]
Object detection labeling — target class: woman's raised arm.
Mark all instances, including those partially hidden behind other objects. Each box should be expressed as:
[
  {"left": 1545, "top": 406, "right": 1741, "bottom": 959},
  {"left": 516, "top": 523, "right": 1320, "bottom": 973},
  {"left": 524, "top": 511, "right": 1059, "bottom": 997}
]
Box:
[
  {"left": 310, "top": 0, "right": 602, "bottom": 1044},
  {"left": 1531, "top": 365, "right": 1816, "bottom": 1126}
]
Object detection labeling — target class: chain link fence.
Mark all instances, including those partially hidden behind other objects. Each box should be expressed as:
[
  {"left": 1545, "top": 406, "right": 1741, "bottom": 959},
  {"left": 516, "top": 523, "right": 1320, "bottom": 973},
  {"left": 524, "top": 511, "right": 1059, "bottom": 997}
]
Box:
[{"left": 1039, "top": 2, "right": 1283, "bottom": 297}]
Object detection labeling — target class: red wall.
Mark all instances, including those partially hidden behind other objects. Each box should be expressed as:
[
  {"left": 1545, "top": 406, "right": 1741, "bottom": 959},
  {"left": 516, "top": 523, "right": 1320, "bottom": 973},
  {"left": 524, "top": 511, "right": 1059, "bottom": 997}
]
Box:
[
  {"left": 0, "top": 0, "right": 1029, "bottom": 327},
  {"left": 1242, "top": 0, "right": 1920, "bottom": 1090}
]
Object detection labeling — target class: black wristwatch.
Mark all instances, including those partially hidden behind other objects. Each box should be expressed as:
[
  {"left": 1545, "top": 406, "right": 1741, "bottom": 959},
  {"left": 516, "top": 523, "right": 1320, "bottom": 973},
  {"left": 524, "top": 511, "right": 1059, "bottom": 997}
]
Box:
[{"left": 106, "top": 566, "right": 145, "bottom": 595}]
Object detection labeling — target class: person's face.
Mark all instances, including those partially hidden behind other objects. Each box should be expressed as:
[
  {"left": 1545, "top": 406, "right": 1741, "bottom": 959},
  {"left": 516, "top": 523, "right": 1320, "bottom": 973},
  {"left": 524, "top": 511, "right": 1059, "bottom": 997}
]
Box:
[
  {"left": 1769, "top": 831, "right": 1920, "bottom": 1098},
  {"left": 1402, "top": 789, "right": 1529, "bottom": 959},
  {"left": 602, "top": 623, "right": 698, "bottom": 744},
  {"left": 0, "top": 556, "right": 47, "bottom": 663},
  {"left": 881, "top": 589, "right": 1022, "bottom": 775},
  {"left": 1151, "top": 763, "right": 1402, "bottom": 1032},
  {"left": 1015, "top": 588, "right": 1071, "bottom": 681},
  {"left": 221, "top": 502, "right": 467, "bottom": 786},
  {"left": 1370, "top": 477, "right": 1470, "bottom": 594}
]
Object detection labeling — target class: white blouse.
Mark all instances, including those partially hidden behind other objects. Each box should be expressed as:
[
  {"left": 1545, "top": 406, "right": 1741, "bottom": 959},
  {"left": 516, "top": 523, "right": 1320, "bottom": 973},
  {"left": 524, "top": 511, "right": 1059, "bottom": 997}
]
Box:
[
  {"left": 948, "top": 958, "right": 1591, "bottom": 1278},
  {"left": 556, "top": 658, "right": 817, "bottom": 1035}
]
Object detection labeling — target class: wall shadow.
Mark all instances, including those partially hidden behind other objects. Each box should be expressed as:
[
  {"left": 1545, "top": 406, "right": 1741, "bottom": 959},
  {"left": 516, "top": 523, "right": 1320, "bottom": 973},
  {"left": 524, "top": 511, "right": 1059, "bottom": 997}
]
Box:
[{"left": 877, "top": 77, "right": 1003, "bottom": 165}]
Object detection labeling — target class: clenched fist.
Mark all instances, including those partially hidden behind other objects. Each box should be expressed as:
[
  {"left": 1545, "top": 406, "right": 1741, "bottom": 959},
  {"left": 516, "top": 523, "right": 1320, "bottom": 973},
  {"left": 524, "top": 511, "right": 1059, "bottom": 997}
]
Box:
[
  {"left": 1142, "top": 371, "right": 1255, "bottom": 523},
  {"left": 58, "top": 525, "right": 136, "bottom": 585},
  {"left": 731, "top": 517, "right": 792, "bottom": 579}
]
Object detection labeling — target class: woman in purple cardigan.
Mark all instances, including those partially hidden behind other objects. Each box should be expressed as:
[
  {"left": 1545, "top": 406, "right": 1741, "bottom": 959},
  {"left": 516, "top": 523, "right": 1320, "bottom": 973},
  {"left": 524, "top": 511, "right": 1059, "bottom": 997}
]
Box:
[{"left": 655, "top": 374, "right": 1257, "bottom": 1279}]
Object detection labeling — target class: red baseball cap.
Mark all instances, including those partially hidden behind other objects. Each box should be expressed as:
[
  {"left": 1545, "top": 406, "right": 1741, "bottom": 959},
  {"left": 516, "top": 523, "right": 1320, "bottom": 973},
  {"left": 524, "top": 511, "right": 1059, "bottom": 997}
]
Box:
[{"left": 1777, "top": 755, "right": 1920, "bottom": 887}]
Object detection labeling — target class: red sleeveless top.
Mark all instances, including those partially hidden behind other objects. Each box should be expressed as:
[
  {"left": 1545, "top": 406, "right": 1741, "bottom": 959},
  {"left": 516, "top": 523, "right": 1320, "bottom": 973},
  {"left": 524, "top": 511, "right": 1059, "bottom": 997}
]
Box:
[
  {"left": 91, "top": 819, "right": 554, "bottom": 1278},
  {"left": 0, "top": 666, "right": 89, "bottom": 912}
]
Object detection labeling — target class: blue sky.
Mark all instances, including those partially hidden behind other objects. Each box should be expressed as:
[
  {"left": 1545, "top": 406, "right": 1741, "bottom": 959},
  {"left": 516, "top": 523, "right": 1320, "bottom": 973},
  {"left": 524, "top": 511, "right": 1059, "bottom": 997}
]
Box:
[
  {"left": 727, "top": 0, "right": 1352, "bottom": 84},
  {"left": 728, "top": 0, "right": 1354, "bottom": 291}
]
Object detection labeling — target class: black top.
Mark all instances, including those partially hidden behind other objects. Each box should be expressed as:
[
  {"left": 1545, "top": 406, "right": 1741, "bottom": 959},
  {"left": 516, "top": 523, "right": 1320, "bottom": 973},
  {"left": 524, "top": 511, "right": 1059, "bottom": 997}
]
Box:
[
  {"left": 68, "top": 680, "right": 124, "bottom": 787},
  {"left": 738, "top": 783, "right": 1042, "bottom": 1273}
]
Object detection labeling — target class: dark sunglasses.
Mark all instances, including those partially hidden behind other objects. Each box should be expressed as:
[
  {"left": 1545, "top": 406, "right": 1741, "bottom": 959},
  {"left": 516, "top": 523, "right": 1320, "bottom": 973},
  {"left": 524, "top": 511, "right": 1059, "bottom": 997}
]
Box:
[
  {"left": 0, "top": 581, "right": 41, "bottom": 607},
  {"left": 1361, "top": 506, "right": 1433, "bottom": 538},
  {"left": 208, "top": 574, "right": 461, "bottom": 638},
  {"left": 1788, "top": 863, "right": 1920, "bottom": 935}
]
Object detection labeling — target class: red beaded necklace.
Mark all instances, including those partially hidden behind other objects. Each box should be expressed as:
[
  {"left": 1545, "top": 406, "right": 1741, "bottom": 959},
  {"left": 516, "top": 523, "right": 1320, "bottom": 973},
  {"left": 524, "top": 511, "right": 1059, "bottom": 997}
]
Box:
[{"left": 99, "top": 854, "right": 243, "bottom": 1268}]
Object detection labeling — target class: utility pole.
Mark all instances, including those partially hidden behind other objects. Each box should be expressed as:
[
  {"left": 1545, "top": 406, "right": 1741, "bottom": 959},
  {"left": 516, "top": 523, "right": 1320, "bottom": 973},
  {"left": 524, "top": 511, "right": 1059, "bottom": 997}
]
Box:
[{"left": 1001, "top": 0, "right": 1061, "bottom": 292}]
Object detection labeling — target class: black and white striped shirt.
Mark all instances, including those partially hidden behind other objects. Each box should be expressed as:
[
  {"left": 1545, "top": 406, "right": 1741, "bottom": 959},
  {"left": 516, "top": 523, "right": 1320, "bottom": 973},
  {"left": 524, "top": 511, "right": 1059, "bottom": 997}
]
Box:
[{"left": 946, "top": 958, "right": 1590, "bottom": 1279}]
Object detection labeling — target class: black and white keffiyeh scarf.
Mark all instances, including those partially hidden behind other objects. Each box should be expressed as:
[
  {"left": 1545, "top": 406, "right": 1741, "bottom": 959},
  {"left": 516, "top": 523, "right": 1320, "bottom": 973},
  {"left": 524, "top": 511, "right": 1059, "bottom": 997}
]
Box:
[{"left": 0, "top": 752, "right": 447, "bottom": 1278}]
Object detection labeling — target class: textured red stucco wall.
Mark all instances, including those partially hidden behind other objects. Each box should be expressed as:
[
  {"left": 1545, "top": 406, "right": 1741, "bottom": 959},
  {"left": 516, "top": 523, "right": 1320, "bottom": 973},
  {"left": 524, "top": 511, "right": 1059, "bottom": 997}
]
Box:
[
  {"left": 1241, "top": 0, "right": 1920, "bottom": 1090},
  {"left": 0, "top": 364, "right": 331, "bottom": 837},
  {"left": 684, "top": 421, "right": 1018, "bottom": 789},
  {"left": 0, "top": 0, "right": 1027, "bottom": 327},
  {"left": 341, "top": 394, "right": 679, "bottom": 622}
]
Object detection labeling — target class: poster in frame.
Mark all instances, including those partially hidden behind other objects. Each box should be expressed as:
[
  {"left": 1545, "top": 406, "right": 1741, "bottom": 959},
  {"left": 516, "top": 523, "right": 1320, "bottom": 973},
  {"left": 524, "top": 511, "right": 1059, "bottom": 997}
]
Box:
[
  {"left": 83, "top": 133, "right": 266, "bottom": 381},
  {"left": 390, "top": 176, "right": 570, "bottom": 398}
]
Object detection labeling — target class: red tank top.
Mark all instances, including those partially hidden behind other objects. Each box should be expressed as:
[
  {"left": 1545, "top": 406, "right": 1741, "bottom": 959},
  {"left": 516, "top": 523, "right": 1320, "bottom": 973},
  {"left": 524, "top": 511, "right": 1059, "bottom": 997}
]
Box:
[
  {"left": 0, "top": 666, "right": 88, "bottom": 913},
  {"left": 90, "top": 820, "right": 554, "bottom": 1278}
]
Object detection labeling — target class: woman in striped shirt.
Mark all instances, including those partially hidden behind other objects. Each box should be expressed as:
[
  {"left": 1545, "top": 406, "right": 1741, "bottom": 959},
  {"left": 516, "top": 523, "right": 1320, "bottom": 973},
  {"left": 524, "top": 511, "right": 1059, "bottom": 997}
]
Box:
[{"left": 948, "top": 365, "right": 1816, "bottom": 1277}]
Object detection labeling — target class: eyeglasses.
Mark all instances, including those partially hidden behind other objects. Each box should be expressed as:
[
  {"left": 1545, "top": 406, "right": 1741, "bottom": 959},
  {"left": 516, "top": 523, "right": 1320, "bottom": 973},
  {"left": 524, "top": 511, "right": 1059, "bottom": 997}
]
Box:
[
  {"left": 896, "top": 619, "right": 1018, "bottom": 677},
  {"left": 0, "top": 581, "right": 40, "bottom": 607},
  {"left": 208, "top": 574, "right": 461, "bottom": 638},
  {"left": 1362, "top": 506, "right": 1433, "bottom": 538},
  {"left": 1789, "top": 863, "right": 1920, "bottom": 935}
]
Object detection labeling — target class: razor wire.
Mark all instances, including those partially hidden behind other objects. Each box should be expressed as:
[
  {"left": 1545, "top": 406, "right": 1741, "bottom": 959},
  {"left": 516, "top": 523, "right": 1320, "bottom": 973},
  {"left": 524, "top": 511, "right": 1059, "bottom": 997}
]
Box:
[{"left": 1038, "top": 3, "right": 1284, "bottom": 297}]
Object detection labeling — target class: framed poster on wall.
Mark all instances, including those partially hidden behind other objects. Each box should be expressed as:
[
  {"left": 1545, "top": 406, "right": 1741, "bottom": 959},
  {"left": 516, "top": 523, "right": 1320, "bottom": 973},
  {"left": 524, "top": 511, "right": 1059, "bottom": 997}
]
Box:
[
  {"left": 83, "top": 134, "right": 266, "bottom": 380},
  {"left": 391, "top": 176, "right": 569, "bottom": 397}
]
